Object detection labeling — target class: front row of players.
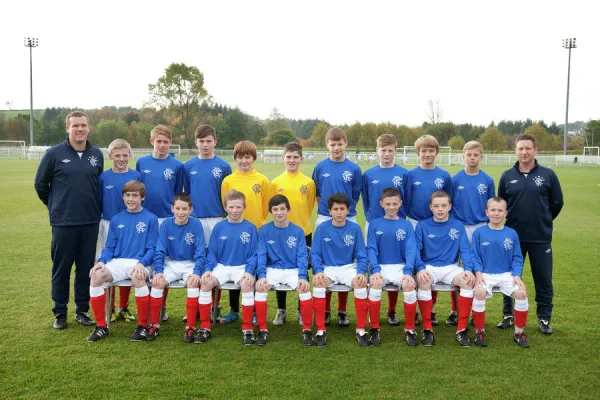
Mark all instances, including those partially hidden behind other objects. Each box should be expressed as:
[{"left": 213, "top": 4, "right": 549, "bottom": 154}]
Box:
[{"left": 88, "top": 181, "right": 530, "bottom": 348}]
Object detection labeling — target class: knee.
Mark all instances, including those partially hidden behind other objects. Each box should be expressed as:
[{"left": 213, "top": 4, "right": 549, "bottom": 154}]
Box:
[
  {"left": 474, "top": 288, "right": 486, "bottom": 301},
  {"left": 369, "top": 278, "right": 383, "bottom": 290},
  {"left": 352, "top": 278, "right": 366, "bottom": 289},
  {"left": 513, "top": 289, "right": 527, "bottom": 300}
]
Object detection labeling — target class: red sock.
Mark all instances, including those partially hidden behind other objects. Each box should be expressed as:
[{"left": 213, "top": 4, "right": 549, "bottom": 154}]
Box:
[
  {"left": 403, "top": 301, "right": 417, "bottom": 330},
  {"left": 355, "top": 297, "right": 368, "bottom": 330},
  {"left": 119, "top": 286, "right": 131, "bottom": 309},
  {"left": 187, "top": 297, "right": 200, "bottom": 329},
  {"left": 338, "top": 292, "right": 348, "bottom": 312},
  {"left": 149, "top": 296, "right": 163, "bottom": 326},
  {"left": 431, "top": 291, "right": 438, "bottom": 306},
  {"left": 325, "top": 291, "right": 332, "bottom": 312},
  {"left": 473, "top": 310, "right": 486, "bottom": 330},
  {"left": 110, "top": 287, "right": 116, "bottom": 310},
  {"left": 450, "top": 291, "right": 458, "bottom": 313},
  {"left": 457, "top": 295, "right": 473, "bottom": 331},
  {"left": 387, "top": 291, "right": 399, "bottom": 312},
  {"left": 418, "top": 299, "right": 433, "bottom": 330},
  {"left": 255, "top": 300, "right": 268, "bottom": 331},
  {"left": 242, "top": 305, "right": 254, "bottom": 331},
  {"left": 514, "top": 309, "right": 528, "bottom": 329},
  {"left": 314, "top": 297, "right": 326, "bottom": 331},
  {"left": 199, "top": 302, "right": 212, "bottom": 330},
  {"left": 135, "top": 295, "right": 150, "bottom": 327},
  {"left": 368, "top": 299, "right": 381, "bottom": 329},
  {"left": 163, "top": 288, "right": 169, "bottom": 307},
  {"left": 300, "top": 299, "right": 313, "bottom": 331},
  {"left": 91, "top": 292, "right": 107, "bottom": 328}
]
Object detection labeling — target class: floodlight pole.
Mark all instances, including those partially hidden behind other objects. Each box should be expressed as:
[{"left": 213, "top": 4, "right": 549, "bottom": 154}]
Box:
[
  {"left": 24, "top": 37, "right": 38, "bottom": 146},
  {"left": 562, "top": 38, "right": 576, "bottom": 155}
]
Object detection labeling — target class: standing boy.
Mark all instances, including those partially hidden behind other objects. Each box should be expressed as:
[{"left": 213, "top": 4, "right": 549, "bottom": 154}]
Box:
[
  {"left": 86, "top": 181, "right": 159, "bottom": 342},
  {"left": 311, "top": 193, "right": 368, "bottom": 347},
  {"left": 254, "top": 195, "right": 313, "bottom": 345},
  {"left": 97, "top": 139, "right": 142, "bottom": 322},
  {"left": 362, "top": 134, "right": 409, "bottom": 326},
  {"left": 270, "top": 142, "right": 316, "bottom": 326},
  {"left": 367, "top": 188, "right": 418, "bottom": 346},
  {"left": 471, "top": 197, "right": 530, "bottom": 347},
  {"left": 312, "top": 128, "right": 362, "bottom": 327}
]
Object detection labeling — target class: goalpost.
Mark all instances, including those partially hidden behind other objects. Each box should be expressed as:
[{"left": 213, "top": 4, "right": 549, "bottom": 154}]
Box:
[
  {"left": 0, "top": 140, "right": 27, "bottom": 158},
  {"left": 400, "top": 146, "right": 452, "bottom": 165},
  {"left": 168, "top": 144, "right": 181, "bottom": 156},
  {"left": 582, "top": 147, "right": 600, "bottom": 164}
]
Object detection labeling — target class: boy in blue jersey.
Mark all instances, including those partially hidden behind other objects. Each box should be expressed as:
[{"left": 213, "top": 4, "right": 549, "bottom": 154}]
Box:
[
  {"left": 199, "top": 190, "right": 258, "bottom": 345},
  {"left": 367, "top": 188, "right": 418, "bottom": 346},
  {"left": 136, "top": 125, "right": 184, "bottom": 321},
  {"left": 415, "top": 191, "right": 475, "bottom": 347},
  {"left": 447, "top": 140, "right": 495, "bottom": 326},
  {"left": 148, "top": 193, "right": 206, "bottom": 342},
  {"left": 471, "top": 197, "right": 530, "bottom": 347},
  {"left": 311, "top": 193, "right": 368, "bottom": 347},
  {"left": 254, "top": 195, "right": 313, "bottom": 346},
  {"left": 97, "top": 139, "right": 142, "bottom": 323},
  {"left": 86, "top": 181, "right": 159, "bottom": 342},
  {"left": 406, "top": 135, "right": 454, "bottom": 325},
  {"left": 362, "top": 134, "right": 409, "bottom": 326},
  {"left": 312, "top": 127, "right": 362, "bottom": 327}
]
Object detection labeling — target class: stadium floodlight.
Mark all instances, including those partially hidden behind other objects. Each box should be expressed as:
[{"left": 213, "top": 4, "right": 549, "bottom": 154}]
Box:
[
  {"left": 24, "top": 37, "right": 39, "bottom": 146},
  {"left": 562, "top": 38, "right": 576, "bottom": 155}
]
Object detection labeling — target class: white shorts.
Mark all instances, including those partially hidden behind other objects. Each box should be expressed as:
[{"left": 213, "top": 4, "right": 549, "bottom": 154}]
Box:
[
  {"left": 323, "top": 263, "right": 358, "bottom": 287},
  {"left": 105, "top": 258, "right": 151, "bottom": 282},
  {"left": 95, "top": 219, "right": 110, "bottom": 261},
  {"left": 364, "top": 221, "right": 370, "bottom": 245},
  {"left": 407, "top": 217, "right": 419, "bottom": 231},
  {"left": 211, "top": 264, "right": 246, "bottom": 287},
  {"left": 425, "top": 264, "right": 462, "bottom": 286},
  {"left": 266, "top": 268, "right": 299, "bottom": 289},
  {"left": 197, "top": 217, "right": 223, "bottom": 247},
  {"left": 380, "top": 264, "right": 406, "bottom": 287},
  {"left": 316, "top": 214, "right": 357, "bottom": 228},
  {"left": 162, "top": 259, "right": 195, "bottom": 284},
  {"left": 478, "top": 272, "right": 518, "bottom": 299},
  {"left": 464, "top": 222, "right": 487, "bottom": 244}
]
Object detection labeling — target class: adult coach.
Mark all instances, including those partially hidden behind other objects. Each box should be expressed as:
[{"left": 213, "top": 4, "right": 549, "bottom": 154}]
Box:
[
  {"left": 34, "top": 111, "right": 104, "bottom": 330},
  {"left": 498, "top": 134, "right": 563, "bottom": 334}
]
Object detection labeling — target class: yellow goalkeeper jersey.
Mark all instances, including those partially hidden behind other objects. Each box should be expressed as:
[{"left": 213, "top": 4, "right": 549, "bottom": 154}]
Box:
[
  {"left": 270, "top": 171, "right": 316, "bottom": 236},
  {"left": 221, "top": 169, "right": 272, "bottom": 229}
]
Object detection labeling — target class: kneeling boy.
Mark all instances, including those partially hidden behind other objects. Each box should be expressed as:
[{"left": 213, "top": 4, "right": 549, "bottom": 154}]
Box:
[
  {"left": 311, "top": 193, "right": 368, "bottom": 347},
  {"left": 87, "top": 181, "right": 159, "bottom": 342},
  {"left": 471, "top": 197, "right": 530, "bottom": 348},
  {"left": 150, "top": 193, "right": 206, "bottom": 342}
]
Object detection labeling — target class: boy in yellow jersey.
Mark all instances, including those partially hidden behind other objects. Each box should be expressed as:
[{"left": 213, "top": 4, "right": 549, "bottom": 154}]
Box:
[
  {"left": 219, "top": 141, "right": 272, "bottom": 323},
  {"left": 270, "top": 142, "right": 316, "bottom": 326}
]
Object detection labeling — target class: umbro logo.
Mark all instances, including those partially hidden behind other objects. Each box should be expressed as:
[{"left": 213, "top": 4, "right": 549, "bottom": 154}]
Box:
[
  {"left": 323, "top": 238, "right": 332, "bottom": 242},
  {"left": 482, "top": 242, "right": 490, "bottom": 246},
  {"left": 510, "top": 180, "right": 518, "bottom": 184},
  {"left": 267, "top": 240, "right": 275, "bottom": 244},
  {"left": 372, "top": 180, "right": 380, "bottom": 184},
  {"left": 118, "top": 224, "right": 125, "bottom": 229},
  {"left": 143, "top": 170, "right": 151, "bottom": 174},
  {"left": 105, "top": 185, "right": 114, "bottom": 189},
  {"left": 61, "top": 159, "right": 71, "bottom": 163},
  {"left": 220, "top": 236, "right": 227, "bottom": 240},
  {"left": 457, "top": 186, "right": 464, "bottom": 190},
  {"left": 427, "top": 234, "right": 436, "bottom": 238},
  {"left": 190, "top": 171, "right": 198, "bottom": 175},
  {"left": 322, "top": 173, "right": 331, "bottom": 178},
  {"left": 376, "top": 231, "right": 383, "bottom": 235},
  {"left": 414, "top": 181, "right": 422, "bottom": 186},
  {"left": 545, "top": 248, "right": 552, "bottom": 254},
  {"left": 168, "top": 236, "right": 175, "bottom": 241}
]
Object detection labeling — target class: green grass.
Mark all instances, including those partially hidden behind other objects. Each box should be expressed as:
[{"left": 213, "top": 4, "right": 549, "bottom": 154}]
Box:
[
  {"left": 0, "top": 109, "right": 45, "bottom": 120},
  {"left": 1, "top": 159, "right": 599, "bottom": 399}
]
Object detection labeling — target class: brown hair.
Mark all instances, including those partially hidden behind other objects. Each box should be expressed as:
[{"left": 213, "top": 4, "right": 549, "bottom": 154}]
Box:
[
  {"left": 283, "top": 142, "right": 303, "bottom": 156},
  {"left": 414, "top": 135, "right": 439, "bottom": 154},
  {"left": 233, "top": 141, "right": 257, "bottom": 161},
  {"left": 463, "top": 140, "right": 483, "bottom": 153},
  {"left": 195, "top": 124, "right": 217, "bottom": 140},
  {"left": 486, "top": 197, "right": 507, "bottom": 209},
  {"left": 515, "top": 134, "right": 537, "bottom": 148},
  {"left": 150, "top": 125, "right": 172, "bottom": 140},
  {"left": 173, "top": 192, "right": 193, "bottom": 207},
  {"left": 223, "top": 189, "right": 246, "bottom": 207},
  {"left": 122, "top": 180, "right": 145, "bottom": 198},
  {"left": 65, "top": 111, "right": 88, "bottom": 126},
  {"left": 429, "top": 190, "right": 451, "bottom": 204},
  {"left": 325, "top": 127, "right": 347, "bottom": 143},
  {"left": 381, "top": 187, "right": 402, "bottom": 201},
  {"left": 377, "top": 134, "right": 397, "bottom": 148}
]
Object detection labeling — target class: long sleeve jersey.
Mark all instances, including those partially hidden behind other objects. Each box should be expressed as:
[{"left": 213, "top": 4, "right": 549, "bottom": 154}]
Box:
[
  {"left": 367, "top": 217, "right": 416, "bottom": 275},
  {"left": 34, "top": 138, "right": 104, "bottom": 226},
  {"left": 311, "top": 220, "right": 368, "bottom": 275},
  {"left": 256, "top": 222, "right": 308, "bottom": 280},
  {"left": 312, "top": 158, "right": 362, "bottom": 217},
  {"left": 415, "top": 217, "right": 473, "bottom": 272},
  {"left": 221, "top": 170, "right": 271, "bottom": 229},
  {"left": 136, "top": 155, "right": 184, "bottom": 218},
  {"left": 405, "top": 166, "right": 452, "bottom": 221},
  {"left": 98, "top": 169, "right": 142, "bottom": 220},
  {"left": 451, "top": 169, "right": 495, "bottom": 225},
  {"left": 183, "top": 156, "right": 232, "bottom": 218},
  {"left": 362, "top": 165, "right": 409, "bottom": 221},
  {"left": 471, "top": 225, "right": 524, "bottom": 276},
  {"left": 498, "top": 161, "right": 563, "bottom": 243},
  {"left": 98, "top": 208, "right": 159, "bottom": 267},
  {"left": 154, "top": 217, "right": 206, "bottom": 276},
  {"left": 204, "top": 219, "right": 258, "bottom": 275},
  {"left": 270, "top": 171, "right": 316, "bottom": 236}
]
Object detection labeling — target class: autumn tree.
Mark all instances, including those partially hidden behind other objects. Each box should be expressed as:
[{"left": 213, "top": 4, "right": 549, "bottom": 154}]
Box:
[
  {"left": 478, "top": 127, "right": 505, "bottom": 153},
  {"left": 310, "top": 121, "right": 329, "bottom": 148},
  {"left": 448, "top": 135, "right": 465, "bottom": 150}
]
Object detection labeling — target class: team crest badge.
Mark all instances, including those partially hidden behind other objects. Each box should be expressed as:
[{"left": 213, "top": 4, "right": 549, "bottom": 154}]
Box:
[
  {"left": 88, "top": 156, "right": 98, "bottom": 167},
  {"left": 448, "top": 229, "right": 459, "bottom": 240},
  {"left": 164, "top": 168, "right": 174, "bottom": 180},
  {"left": 392, "top": 176, "right": 402, "bottom": 188},
  {"left": 434, "top": 178, "right": 444, "bottom": 189},
  {"left": 136, "top": 222, "right": 147, "bottom": 233},
  {"left": 286, "top": 236, "right": 297, "bottom": 248},
  {"left": 344, "top": 234, "right": 354, "bottom": 247},
  {"left": 184, "top": 233, "right": 195, "bottom": 245},
  {"left": 396, "top": 229, "right": 406, "bottom": 241},
  {"left": 477, "top": 183, "right": 487, "bottom": 195},
  {"left": 342, "top": 171, "right": 353, "bottom": 183},
  {"left": 252, "top": 184, "right": 261, "bottom": 194},
  {"left": 300, "top": 185, "right": 308, "bottom": 196},
  {"left": 212, "top": 167, "right": 222, "bottom": 178},
  {"left": 534, "top": 176, "right": 545, "bottom": 187},
  {"left": 240, "top": 232, "right": 251, "bottom": 244},
  {"left": 503, "top": 238, "right": 513, "bottom": 250}
]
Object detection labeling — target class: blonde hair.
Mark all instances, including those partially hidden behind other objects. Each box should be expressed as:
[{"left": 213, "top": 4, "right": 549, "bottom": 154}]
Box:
[
  {"left": 325, "top": 127, "right": 347, "bottom": 143},
  {"left": 108, "top": 139, "right": 131, "bottom": 154},
  {"left": 463, "top": 140, "right": 483, "bottom": 153},
  {"left": 223, "top": 189, "right": 246, "bottom": 207},
  {"left": 414, "top": 135, "right": 439, "bottom": 154},
  {"left": 150, "top": 125, "right": 172, "bottom": 140},
  {"left": 377, "top": 134, "right": 397, "bottom": 148}
]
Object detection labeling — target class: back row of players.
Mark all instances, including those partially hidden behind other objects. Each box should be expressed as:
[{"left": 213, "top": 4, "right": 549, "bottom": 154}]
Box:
[{"left": 87, "top": 124, "right": 538, "bottom": 348}]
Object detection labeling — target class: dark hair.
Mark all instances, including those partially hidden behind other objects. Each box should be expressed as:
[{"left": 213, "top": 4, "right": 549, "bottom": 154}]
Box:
[
  {"left": 429, "top": 190, "right": 451, "bottom": 204},
  {"left": 122, "top": 180, "right": 145, "bottom": 197},
  {"left": 381, "top": 187, "right": 402, "bottom": 201},
  {"left": 172, "top": 192, "right": 192, "bottom": 207},
  {"left": 283, "top": 142, "right": 303, "bottom": 156},
  {"left": 65, "top": 111, "right": 88, "bottom": 125},
  {"left": 327, "top": 193, "right": 351, "bottom": 210},
  {"left": 195, "top": 124, "right": 217, "bottom": 140},
  {"left": 515, "top": 134, "right": 537, "bottom": 148},
  {"left": 269, "top": 194, "right": 291, "bottom": 212}
]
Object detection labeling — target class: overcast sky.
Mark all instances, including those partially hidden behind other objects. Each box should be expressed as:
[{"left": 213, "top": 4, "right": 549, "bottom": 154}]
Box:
[{"left": 1, "top": 0, "right": 598, "bottom": 127}]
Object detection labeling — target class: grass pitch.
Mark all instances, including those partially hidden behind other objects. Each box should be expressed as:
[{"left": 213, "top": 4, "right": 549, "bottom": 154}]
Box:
[{"left": 1, "top": 158, "right": 599, "bottom": 399}]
